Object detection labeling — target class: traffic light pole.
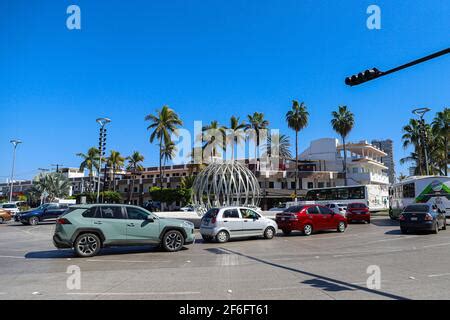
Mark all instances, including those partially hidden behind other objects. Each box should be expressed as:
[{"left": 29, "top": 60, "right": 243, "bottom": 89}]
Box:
[{"left": 345, "top": 47, "right": 449, "bottom": 86}]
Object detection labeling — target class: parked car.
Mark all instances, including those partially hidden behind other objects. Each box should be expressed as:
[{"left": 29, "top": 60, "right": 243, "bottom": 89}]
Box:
[
  {"left": 275, "top": 204, "right": 347, "bottom": 236},
  {"left": 325, "top": 203, "right": 347, "bottom": 216},
  {"left": 399, "top": 203, "right": 446, "bottom": 234},
  {"left": 0, "top": 209, "right": 12, "bottom": 224},
  {"left": 200, "top": 206, "right": 277, "bottom": 243},
  {"left": 53, "top": 204, "right": 195, "bottom": 257},
  {"left": 346, "top": 203, "right": 370, "bottom": 224},
  {"left": 180, "top": 205, "right": 195, "bottom": 212},
  {"left": 16, "top": 203, "right": 70, "bottom": 225},
  {"left": 0, "top": 203, "right": 20, "bottom": 217}
]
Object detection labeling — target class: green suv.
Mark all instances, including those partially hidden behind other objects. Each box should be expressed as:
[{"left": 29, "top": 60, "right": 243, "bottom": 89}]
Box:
[{"left": 52, "top": 204, "right": 195, "bottom": 257}]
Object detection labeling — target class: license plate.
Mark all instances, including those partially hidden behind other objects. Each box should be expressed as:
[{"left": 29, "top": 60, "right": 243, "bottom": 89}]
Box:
[{"left": 411, "top": 217, "right": 418, "bottom": 221}]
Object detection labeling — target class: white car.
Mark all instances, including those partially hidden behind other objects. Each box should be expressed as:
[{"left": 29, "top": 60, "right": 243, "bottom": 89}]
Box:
[
  {"left": 0, "top": 203, "right": 20, "bottom": 217},
  {"left": 180, "top": 205, "right": 194, "bottom": 212},
  {"left": 325, "top": 203, "right": 347, "bottom": 216},
  {"left": 200, "top": 206, "right": 278, "bottom": 243}
]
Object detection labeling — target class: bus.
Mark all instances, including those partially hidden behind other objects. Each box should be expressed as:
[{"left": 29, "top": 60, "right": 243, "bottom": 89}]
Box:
[
  {"left": 287, "top": 184, "right": 389, "bottom": 212},
  {"left": 389, "top": 176, "right": 450, "bottom": 220}
]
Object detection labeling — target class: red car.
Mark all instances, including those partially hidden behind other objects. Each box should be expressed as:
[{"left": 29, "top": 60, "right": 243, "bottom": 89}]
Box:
[
  {"left": 275, "top": 205, "right": 347, "bottom": 236},
  {"left": 346, "top": 203, "right": 370, "bottom": 224}
]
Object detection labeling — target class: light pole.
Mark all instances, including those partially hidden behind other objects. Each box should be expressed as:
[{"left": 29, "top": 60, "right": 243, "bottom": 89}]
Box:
[
  {"left": 9, "top": 139, "right": 22, "bottom": 202},
  {"left": 96, "top": 118, "right": 111, "bottom": 203},
  {"left": 412, "top": 108, "right": 431, "bottom": 176}
]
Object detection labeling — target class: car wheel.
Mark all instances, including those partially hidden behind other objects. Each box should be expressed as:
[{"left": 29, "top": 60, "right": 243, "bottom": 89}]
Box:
[
  {"left": 337, "top": 221, "right": 346, "bottom": 233},
  {"left": 432, "top": 222, "right": 439, "bottom": 234},
  {"left": 215, "top": 230, "right": 230, "bottom": 243},
  {"left": 201, "top": 235, "right": 213, "bottom": 242},
  {"left": 400, "top": 227, "right": 408, "bottom": 234},
  {"left": 28, "top": 216, "right": 39, "bottom": 226},
  {"left": 282, "top": 229, "right": 291, "bottom": 236},
  {"left": 74, "top": 233, "right": 101, "bottom": 257},
  {"left": 303, "top": 224, "right": 313, "bottom": 236},
  {"left": 264, "top": 227, "right": 275, "bottom": 239},
  {"left": 162, "top": 230, "right": 185, "bottom": 252}
]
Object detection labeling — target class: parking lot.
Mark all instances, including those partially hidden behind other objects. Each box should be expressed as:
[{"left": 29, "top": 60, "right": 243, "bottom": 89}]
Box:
[{"left": 1, "top": 216, "right": 450, "bottom": 300}]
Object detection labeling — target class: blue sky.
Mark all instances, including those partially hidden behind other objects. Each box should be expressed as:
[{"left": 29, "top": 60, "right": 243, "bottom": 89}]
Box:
[{"left": 0, "top": 0, "right": 449, "bottom": 181}]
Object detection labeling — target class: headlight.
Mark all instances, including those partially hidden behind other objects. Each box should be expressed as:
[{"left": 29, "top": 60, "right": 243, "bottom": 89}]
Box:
[{"left": 183, "top": 221, "right": 194, "bottom": 228}]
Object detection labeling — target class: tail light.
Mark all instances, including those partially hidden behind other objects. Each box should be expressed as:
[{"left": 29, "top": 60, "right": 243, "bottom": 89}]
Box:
[
  {"left": 56, "top": 218, "right": 71, "bottom": 225},
  {"left": 399, "top": 214, "right": 406, "bottom": 221},
  {"left": 424, "top": 214, "right": 433, "bottom": 221}
]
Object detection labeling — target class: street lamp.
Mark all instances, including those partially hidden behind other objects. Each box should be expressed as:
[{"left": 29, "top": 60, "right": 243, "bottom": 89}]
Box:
[
  {"left": 9, "top": 139, "right": 22, "bottom": 202},
  {"left": 96, "top": 118, "right": 111, "bottom": 203},
  {"left": 412, "top": 108, "right": 431, "bottom": 176}
]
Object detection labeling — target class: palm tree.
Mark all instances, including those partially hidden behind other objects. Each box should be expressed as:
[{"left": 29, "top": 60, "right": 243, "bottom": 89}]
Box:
[
  {"left": 145, "top": 105, "right": 183, "bottom": 189},
  {"left": 180, "top": 175, "right": 195, "bottom": 189},
  {"left": 432, "top": 108, "right": 449, "bottom": 176},
  {"left": 125, "top": 151, "right": 145, "bottom": 204},
  {"left": 286, "top": 100, "right": 309, "bottom": 198},
  {"left": 331, "top": 105, "right": 354, "bottom": 186},
  {"left": 161, "top": 140, "right": 177, "bottom": 180},
  {"left": 226, "top": 116, "right": 247, "bottom": 160},
  {"left": 107, "top": 150, "right": 125, "bottom": 191},
  {"left": 264, "top": 133, "right": 292, "bottom": 159},
  {"left": 402, "top": 119, "right": 424, "bottom": 175},
  {"left": 202, "top": 120, "right": 226, "bottom": 161},
  {"left": 32, "top": 172, "right": 71, "bottom": 202},
  {"left": 76, "top": 147, "right": 100, "bottom": 192},
  {"left": 246, "top": 112, "right": 269, "bottom": 171}
]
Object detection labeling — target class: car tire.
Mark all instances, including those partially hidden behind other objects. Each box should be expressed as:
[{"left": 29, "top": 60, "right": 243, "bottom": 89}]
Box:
[
  {"left": 215, "top": 230, "right": 230, "bottom": 243},
  {"left": 28, "top": 216, "right": 39, "bottom": 226},
  {"left": 74, "top": 233, "right": 101, "bottom": 257},
  {"left": 337, "top": 221, "right": 346, "bottom": 233},
  {"left": 263, "top": 227, "right": 275, "bottom": 239},
  {"left": 162, "top": 230, "right": 185, "bottom": 252},
  {"left": 201, "top": 235, "right": 213, "bottom": 242},
  {"left": 432, "top": 222, "right": 439, "bottom": 234},
  {"left": 282, "top": 229, "right": 291, "bottom": 236},
  {"left": 303, "top": 224, "right": 313, "bottom": 236},
  {"left": 400, "top": 227, "right": 408, "bottom": 234}
]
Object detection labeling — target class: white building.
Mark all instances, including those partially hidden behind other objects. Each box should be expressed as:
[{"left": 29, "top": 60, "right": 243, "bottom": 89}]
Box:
[{"left": 299, "top": 138, "right": 389, "bottom": 186}]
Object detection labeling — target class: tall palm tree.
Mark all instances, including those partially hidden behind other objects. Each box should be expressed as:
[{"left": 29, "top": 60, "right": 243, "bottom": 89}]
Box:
[
  {"left": 161, "top": 140, "right": 177, "bottom": 181},
  {"left": 402, "top": 119, "right": 424, "bottom": 175},
  {"left": 432, "top": 108, "right": 449, "bottom": 176},
  {"left": 202, "top": 120, "right": 226, "bottom": 161},
  {"left": 107, "top": 150, "right": 125, "bottom": 191},
  {"left": 226, "top": 116, "right": 247, "bottom": 161},
  {"left": 145, "top": 105, "right": 183, "bottom": 189},
  {"left": 125, "top": 151, "right": 145, "bottom": 204},
  {"left": 76, "top": 147, "right": 100, "bottom": 192},
  {"left": 331, "top": 105, "right": 354, "bottom": 186},
  {"left": 264, "top": 133, "right": 292, "bottom": 159},
  {"left": 246, "top": 112, "right": 269, "bottom": 171},
  {"left": 286, "top": 100, "right": 309, "bottom": 198}
]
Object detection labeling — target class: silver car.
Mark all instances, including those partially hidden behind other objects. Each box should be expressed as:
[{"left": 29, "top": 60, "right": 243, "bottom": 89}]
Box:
[
  {"left": 200, "top": 206, "right": 278, "bottom": 243},
  {"left": 326, "top": 203, "right": 347, "bottom": 216}
]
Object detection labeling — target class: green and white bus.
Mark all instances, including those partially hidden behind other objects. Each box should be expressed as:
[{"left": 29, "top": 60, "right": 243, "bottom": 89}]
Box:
[{"left": 389, "top": 176, "right": 450, "bottom": 219}]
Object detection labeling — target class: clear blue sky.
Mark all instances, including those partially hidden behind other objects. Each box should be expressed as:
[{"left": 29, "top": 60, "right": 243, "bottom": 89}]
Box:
[{"left": 1, "top": 0, "right": 449, "bottom": 181}]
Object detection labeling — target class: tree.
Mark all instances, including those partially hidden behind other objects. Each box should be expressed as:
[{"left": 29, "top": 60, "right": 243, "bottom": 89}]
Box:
[
  {"left": 286, "top": 100, "right": 309, "bottom": 198},
  {"left": 180, "top": 175, "right": 195, "bottom": 189},
  {"left": 107, "top": 150, "right": 125, "bottom": 191},
  {"left": 125, "top": 151, "right": 145, "bottom": 204},
  {"left": 246, "top": 112, "right": 269, "bottom": 172},
  {"left": 331, "top": 105, "right": 354, "bottom": 186},
  {"left": 161, "top": 140, "right": 177, "bottom": 181},
  {"left": 402, "top": 119, "right": 424, "bottom": 175},
  {"left": 432, "top": 108, "right": 449, "bottom": 176},
  {"left": 145, "top": 105, "right": 183, "bottom": 189},
  {"left": 76, "top": 147, "right": 100, "bottom": 191},
  {"left": 264, "top": 133, "right": 292, "bottom": 159},
  {"left": 226, "top": 116, "right": 246, "bottom": 161},
  {"left": 202, "top": 120, "right": 226, "bottom": 161},
  {"left": 32, "top": 172, "right": 71, "bottom": 202}
]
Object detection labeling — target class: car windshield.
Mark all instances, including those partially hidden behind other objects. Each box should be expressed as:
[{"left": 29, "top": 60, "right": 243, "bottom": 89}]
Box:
[
  {"left": 283, "top": 206, "right": 305, "bottom": 213},
  {"left": 404, "top": 204, "right": 429, "bottom": 212},
  {"left": 349, "top": 203, "right": 366, "bottom": 209}
]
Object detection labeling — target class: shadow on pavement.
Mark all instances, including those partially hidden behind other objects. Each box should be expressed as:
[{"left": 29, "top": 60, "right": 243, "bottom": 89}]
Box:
[
  {"left": 302, "top": 279, "right": 354, "bottom": 292},
  {"left": 371, "top": 218, "right": 399, "bottom": 227},
  {"left": 220, "top": 247, "right": 409, "bottom": 300}
]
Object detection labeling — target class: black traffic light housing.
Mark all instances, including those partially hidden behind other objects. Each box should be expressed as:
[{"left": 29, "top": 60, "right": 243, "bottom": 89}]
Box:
[{"left": 345, "top": 68, "right": 383, "bottom": 86}]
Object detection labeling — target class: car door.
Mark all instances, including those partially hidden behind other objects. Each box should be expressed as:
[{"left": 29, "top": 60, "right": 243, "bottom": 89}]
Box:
[
  {"left": 43, "top": 204, "right": 59, "bottom": 221},
  {"left": 93, "top": 206, "right": 128, "bottom": 244},
  {"left": 221, "top": 208, "right": 243, "bottom": 238},
  {"left": 306, "top": 206, "right": 323, "bottom": 230},
  {"left": 240, "top": 208, "right": 266, "bottom": 236},
  {"left": 319, "top": 206, "right": 337, "bottom": 230},
  {"left": 124, "top": 207, "right": 160, "bottom": 244}
]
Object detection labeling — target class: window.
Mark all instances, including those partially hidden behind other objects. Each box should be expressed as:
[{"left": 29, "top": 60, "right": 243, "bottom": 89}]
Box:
[
  {"left": 290, "top": 182, "right": 296, "bottom": 189},
  {"left": 240, "top": 208, "right": 259, "bottom": 219},
  {"left": 318, "top": 182, "right": 324, "bottom": 188},
  {"left": 348, "top": 186, "right": 365, "bottom": 200},
  {"left": 404, "top": 204, "right": 429, "bottom": 212},
  {"left": 307, "top": 206, "right": 319, "bottom": 214},
  {"left": 82, "top": 208, "right": 97, "bottom": 218},
  {"left": 402, "top": 183, "right": 415, "bottom": 198},
  {"left": 223, "top": 209, "right": 240, "bottom": 219},
  {"left": 307, "top": 182, "right": 314, "bottom": 189},
  {"left": 203, "top": 208, "right": 219, "bottom": 219},
  {"left": 99, "top": 206, "right": 124, "bottom": 219},
  {"left": 319, "top": 206, "right": 334, "bottom": 215},
  {"left": 269, "top": 182, "right": 274, "bottom": 188},
  {"left": 283, "top": 206, "right": 305, "bottom": 213},
  {"left": 126, "top": 207, "right": 149, "bottom": 220}
]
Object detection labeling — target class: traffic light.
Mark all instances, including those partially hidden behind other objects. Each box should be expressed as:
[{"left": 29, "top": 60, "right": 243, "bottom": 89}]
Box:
[{"left": 345, "top": 68, "right": 383, "bottom": 86}]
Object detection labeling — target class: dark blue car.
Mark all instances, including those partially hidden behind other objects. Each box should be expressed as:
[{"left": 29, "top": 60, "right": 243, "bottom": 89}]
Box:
[{"left": 16, "top": 203, "right": 70, "bottom": 225}]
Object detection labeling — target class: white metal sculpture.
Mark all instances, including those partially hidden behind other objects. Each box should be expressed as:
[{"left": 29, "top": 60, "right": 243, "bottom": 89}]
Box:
[{"left": 192, "top": 159, "right": 261, "bottom": 212}]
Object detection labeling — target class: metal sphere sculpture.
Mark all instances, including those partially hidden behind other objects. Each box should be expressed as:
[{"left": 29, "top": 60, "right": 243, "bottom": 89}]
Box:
[{"left": 192, "top": 160, "right": 261, "bottom": 211}]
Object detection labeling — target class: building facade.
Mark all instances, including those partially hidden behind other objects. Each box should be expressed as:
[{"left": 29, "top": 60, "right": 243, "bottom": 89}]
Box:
[{"left": 371, "top": 139, "right": 395, "bottom": 184}]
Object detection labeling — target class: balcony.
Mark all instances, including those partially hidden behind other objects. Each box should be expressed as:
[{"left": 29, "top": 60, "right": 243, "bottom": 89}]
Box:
[{"left": 347, "top": 172, "right": 389, "bottom": 185}]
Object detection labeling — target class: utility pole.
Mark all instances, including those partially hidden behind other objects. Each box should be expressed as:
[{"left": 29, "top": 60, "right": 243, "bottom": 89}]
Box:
[
  {"left": 9, "top": 139, "right": 22, "bottom": 202},
  {"left": 51, "top": 164, "right": 64, "bottom": 173}
]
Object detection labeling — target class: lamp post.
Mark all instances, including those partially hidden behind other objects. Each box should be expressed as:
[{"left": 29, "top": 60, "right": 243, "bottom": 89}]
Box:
[
  {"left": 96, "top": 118, "right": 111, "bottom": 203},
  {"left": 412, "top": 108, "right": 431, "bottom": 176},
  {"left": 9, "top": 139, "right": 22, "bottom": 202}
]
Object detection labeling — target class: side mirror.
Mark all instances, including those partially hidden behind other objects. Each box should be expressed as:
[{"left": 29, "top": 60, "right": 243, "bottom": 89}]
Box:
[{"left": 147, "top": 216, "right": 154, "bottom": 222}]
